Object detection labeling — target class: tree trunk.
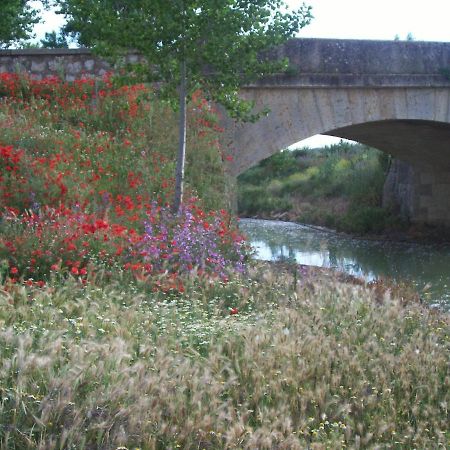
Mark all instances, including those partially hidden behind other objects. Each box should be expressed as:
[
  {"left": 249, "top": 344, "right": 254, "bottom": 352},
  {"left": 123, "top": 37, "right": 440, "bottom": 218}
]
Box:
[{"left": 172, "top": 59, "right": 187, "bottom": 214}]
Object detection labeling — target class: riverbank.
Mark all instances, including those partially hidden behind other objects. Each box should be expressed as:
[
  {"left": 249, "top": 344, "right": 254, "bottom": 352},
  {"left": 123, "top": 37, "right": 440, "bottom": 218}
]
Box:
[
  {"left": 241, "top": 212, "right": 450, "bottom": 245},
  {"left": 239, "top": 218, "right": 450, "bottom": 311},
  {"left": 267, "top": 259, "right": 426, "bottom": 307},
  {"left": 237, "top": 143, "right": 410, "bottom": 236}
]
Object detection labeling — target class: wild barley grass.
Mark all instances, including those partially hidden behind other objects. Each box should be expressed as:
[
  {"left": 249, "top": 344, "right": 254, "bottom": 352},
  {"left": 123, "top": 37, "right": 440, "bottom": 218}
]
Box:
[{"left": 0, "top": 264, "right": 448, "bottom": 449}]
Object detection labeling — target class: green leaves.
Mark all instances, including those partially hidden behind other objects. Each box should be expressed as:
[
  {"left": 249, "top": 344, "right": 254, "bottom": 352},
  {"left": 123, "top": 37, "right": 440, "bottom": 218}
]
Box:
[
  {"left": 58, "top": 0, "right": 312, "bottom": 118},
  {"left": 0, "top": 0, "right": 40, "bottom": 48}
]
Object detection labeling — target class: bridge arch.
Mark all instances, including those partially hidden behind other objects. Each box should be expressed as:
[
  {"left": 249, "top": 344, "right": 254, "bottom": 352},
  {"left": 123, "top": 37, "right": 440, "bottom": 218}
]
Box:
[
  {"left": 223, "top": 86, "right": 450, "bottom": 175},
  {"left": 221, "top": 39, "right": 450, "bottom": 227}
]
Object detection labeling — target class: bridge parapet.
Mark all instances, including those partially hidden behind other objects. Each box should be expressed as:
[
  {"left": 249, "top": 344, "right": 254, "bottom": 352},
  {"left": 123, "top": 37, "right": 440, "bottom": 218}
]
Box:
[
  {"left": 0, "top": 48, "right": 140, "bottom": 81},
  {"left": 1, "top": 38, "right": 449, "bottom": 86},
  {"left": 254, "top": 38, "right": 450, "bottom": 88}
]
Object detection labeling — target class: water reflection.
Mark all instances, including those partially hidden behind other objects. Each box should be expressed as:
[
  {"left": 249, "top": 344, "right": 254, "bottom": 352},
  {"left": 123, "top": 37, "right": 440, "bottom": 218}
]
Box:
[{"left": 240, "top": 219, "right": 450, "bottom": 310}]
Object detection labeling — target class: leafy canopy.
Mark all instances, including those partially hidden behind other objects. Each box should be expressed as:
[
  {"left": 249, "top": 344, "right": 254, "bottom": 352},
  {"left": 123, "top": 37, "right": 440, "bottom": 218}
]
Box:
[
  {"left": 0, "top": 0, "right": 40, "bottom": 48},
  {"left": 58, "top": 0, "right": 312, "bottom": 119}
]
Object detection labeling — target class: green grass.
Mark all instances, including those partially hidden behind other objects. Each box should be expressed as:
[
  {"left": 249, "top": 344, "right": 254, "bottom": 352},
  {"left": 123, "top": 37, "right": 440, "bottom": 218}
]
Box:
[{"left": 0, "top": 265, "right": 448, "bottom": 449}]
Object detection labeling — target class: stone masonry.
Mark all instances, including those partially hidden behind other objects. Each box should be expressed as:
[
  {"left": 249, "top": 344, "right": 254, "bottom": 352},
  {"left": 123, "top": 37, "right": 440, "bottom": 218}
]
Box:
[{"left": 0, "top": 48, "right": 141, "bottom": 81}]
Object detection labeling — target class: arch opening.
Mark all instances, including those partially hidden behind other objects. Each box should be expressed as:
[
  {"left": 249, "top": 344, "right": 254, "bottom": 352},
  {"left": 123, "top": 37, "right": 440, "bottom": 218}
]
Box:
[{"left": 236, "top": 119, "right": 450, "bottom": 229}]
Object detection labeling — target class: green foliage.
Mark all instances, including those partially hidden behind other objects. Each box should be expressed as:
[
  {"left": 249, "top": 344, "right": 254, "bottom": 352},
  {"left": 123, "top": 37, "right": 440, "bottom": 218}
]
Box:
[
  {"left": 259, "top": 150, "right": 299, "bottom": 177},
  {"left": 57, "top": 0, "right": 312, "bottom": 118},
  {"left": 341, "top": 206, "right": 391, "bottom": 234},
  {"left": 238, "top": 185, "right": 292, "bottom": 215},
  {"left": 0, "top": 0, "right": 39, "bottom": 48},
  {"left": 40, "top": 30, "right": 69, "bottom": 48},
  {"left": 237, "top": 142, "right": 404, "bottom": 234}
]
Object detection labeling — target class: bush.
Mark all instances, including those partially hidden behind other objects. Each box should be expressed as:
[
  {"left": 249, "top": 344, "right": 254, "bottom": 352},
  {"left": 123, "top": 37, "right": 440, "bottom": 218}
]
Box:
[
  {"left": 341, "top": 206, "right": 389, "bottom": 234},
  {"left": 238, "top": 185, "right": 292, "bottom": 215}
]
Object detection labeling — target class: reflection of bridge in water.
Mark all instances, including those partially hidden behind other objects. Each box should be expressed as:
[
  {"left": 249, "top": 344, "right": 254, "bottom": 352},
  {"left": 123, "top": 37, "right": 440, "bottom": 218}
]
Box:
[
  {"left": 1, "top": 39, "right": 450, "bottom": 226},
  {"left": 222, "top": 39, "right": 450, "bottom": 227}
]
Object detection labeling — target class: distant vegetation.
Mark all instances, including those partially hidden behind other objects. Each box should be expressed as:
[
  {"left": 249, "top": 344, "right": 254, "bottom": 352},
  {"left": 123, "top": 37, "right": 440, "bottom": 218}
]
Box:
[{"left": 238, "top": 142, "right": 408, "bottom": 234}]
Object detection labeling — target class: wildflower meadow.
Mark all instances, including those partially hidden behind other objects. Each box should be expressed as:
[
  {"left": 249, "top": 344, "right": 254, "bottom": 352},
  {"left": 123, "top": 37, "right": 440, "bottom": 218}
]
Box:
[
  {"left": 0, "top": 73, "right": 448, "bottom": 449},
  {"left": 0, "top": 72, "right": 245, "bottom": 292}
]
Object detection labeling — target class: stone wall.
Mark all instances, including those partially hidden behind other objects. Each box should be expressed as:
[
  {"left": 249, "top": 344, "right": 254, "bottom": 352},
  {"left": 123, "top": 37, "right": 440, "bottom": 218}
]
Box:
[
  {"left": 0, "top": 48, "right": 141, "bottom": 81},
  {"left": 383, "top": 160, "right": 450, "bottom": 227},
  {"left": 2, "top": 38, "right": 450, "bottom": 84},
  {"left": 414, "top": 168, "right": 450, "bottom": 226},
  {"left": 257, "top": 38, "right": 450, "bottom": 88}
]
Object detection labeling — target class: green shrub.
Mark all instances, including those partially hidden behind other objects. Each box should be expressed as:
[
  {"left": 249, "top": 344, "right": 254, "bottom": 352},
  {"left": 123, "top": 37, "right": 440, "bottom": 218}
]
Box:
[
  {"left": 341, "top": 206, "right": 389, "bottom": 234},
  {"left": 282, "top": 167, "right": 319, "bottom": 194},
  {"left": 237, "top": 165, "right": 267, "bottom": 185},
  {"left": 238, "top": 184, "right": 292, "bottom": 215},
  {"left": 258, "top": 150, "right": 298, "bottom": 177}
]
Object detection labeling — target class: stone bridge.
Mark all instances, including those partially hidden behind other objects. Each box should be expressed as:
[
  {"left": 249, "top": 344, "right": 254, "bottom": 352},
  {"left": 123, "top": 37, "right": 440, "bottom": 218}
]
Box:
[
  {"left": 1, "top": 39, "right": 450, "bottom": 226},
  {"left": 222, "top": 39, "right": 450, "bottom": 227}
]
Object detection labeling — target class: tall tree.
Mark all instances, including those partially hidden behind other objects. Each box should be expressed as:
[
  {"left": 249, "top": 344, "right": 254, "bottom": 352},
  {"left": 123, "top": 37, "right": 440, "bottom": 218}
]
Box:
[
  {"left": 57, "top": 0, "right": 312, "bottom": 212},
  {"left": 0, "top": 0, "right": 40, "bottom": 48}
]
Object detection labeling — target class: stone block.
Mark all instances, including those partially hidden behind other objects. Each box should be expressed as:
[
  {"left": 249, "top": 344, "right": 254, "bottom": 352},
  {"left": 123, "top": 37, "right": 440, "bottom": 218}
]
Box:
[
  {"left": 419, "top": 195, "right": 432, "bottom": 208},
  {"left": 66, "top": 61, "right": 82, "bottom": 74},
  {"left": 30, "top": 60, "right": 46, "bottom": 72},
  {"left": 84, "top": 59, "right": 95, "bottom": 71},
  {"left": 420, "top": 172, "right": 434, "bottom": 184},
  {"left": 418, "top": 184, "right": 433, "bottom": 196},
  {"left": 48, "top": 58, "right": 65, "bottom": 73}
]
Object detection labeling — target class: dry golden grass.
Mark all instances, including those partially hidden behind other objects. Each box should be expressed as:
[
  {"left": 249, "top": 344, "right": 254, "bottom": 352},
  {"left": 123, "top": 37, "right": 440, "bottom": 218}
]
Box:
[{"left": 0, "top": 264, "right": 448, "bottom": 449}]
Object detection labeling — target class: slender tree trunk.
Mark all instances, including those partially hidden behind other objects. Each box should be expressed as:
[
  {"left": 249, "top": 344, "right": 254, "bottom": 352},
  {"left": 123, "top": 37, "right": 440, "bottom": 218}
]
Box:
[{"left": 172, "top": 59, "right": 187, "bottom": 214}]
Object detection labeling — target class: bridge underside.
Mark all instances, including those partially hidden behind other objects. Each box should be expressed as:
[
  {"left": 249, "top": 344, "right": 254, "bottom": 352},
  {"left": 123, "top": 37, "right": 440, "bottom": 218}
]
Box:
[
  {"left": 328, "top": 120, "right": 450, "bottom": 227},
  {"left": 329, "top": 120, "right": 450, "bottom": 170}
]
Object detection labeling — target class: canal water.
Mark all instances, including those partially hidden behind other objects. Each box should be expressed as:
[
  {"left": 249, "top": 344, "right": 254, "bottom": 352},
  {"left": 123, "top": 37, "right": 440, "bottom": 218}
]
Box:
[{"left": 239, "top": 218, "right": 450, "bottom": 310}]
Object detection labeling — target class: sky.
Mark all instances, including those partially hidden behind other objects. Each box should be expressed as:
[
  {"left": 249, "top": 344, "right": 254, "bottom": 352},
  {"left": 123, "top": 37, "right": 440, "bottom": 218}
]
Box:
[
  {"left": 294, "top": 0, "right": 450, "bottom": 43},
  {"left": 32, "top": 0, "right": 450, "bottom": 149}
]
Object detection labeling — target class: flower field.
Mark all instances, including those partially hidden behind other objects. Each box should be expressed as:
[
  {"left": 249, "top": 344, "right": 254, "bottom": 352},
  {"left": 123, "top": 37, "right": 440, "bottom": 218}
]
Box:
[
  {"left": 0, "top": 73, "right": 448, "bottom": 449},
  {"left": 0, "top": 73, "right": 246, "bottom": 292}
]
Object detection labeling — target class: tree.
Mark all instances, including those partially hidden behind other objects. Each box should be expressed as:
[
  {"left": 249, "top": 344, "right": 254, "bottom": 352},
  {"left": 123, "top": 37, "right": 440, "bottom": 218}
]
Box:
[
  {"left": 40, "top": 30, "right": 69, "bottom": 48},
  {"left": 0, "top": 1, "right": 40, "bottom": 48},
  {"left": 57, "top": 0, "right": 312, "bottom": 212}
]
